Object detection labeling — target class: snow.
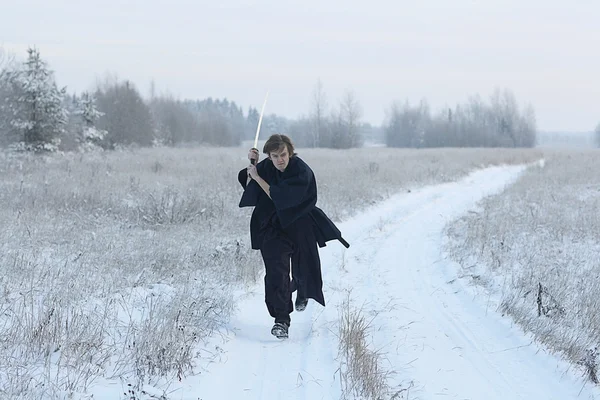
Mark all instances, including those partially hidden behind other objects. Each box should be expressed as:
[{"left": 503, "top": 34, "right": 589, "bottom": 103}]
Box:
[{"left": 91, "top": 164, "right": 600, "bottom": 399}]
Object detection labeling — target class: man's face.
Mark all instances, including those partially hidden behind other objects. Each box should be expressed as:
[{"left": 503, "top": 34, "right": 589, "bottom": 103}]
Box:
[{"left": 269, "top": 146, "right": 290, "bottom": 172}]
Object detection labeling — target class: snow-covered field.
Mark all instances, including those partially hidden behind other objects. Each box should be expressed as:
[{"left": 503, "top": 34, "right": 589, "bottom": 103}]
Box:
[
  {"left": 3, "top": 146, "right": 598, "bottom": 399},
  {"left": 446, "top": 149, "right": 600, "bottom": 390},
  {"left": 143, "top": 162, "right": 599, "bottom": 400}
]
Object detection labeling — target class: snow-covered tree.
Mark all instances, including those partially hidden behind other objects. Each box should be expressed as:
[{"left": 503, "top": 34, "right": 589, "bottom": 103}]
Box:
[
  {"left": 385, "top": 99, "right": 430, "bottom": 148},
  {"left": 595, "top": 122, "right": 600, "bottom": 148},
  {"left": 8, "top": 48, "right": 68, "bottom": 151},
  {"left": 75, "top": 91, "right": 107, "bottom": 151},
  {"left": 331, "top": 90, "right": 363, "bottom": 149},
  {"left": 95, "top": 80, "right": 155, "bottom": 148},
  {"left": 308, "top": 79, "right": 329, "bottom": 148},
  {"left": 0, "top": 48, "right": 16, "bottom": 145},
  {"left": 150, "top": 95, "right": 203, "bottom": 146}
]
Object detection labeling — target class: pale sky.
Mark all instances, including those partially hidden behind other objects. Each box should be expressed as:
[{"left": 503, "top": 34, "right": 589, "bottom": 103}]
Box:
[{"left": 1, "top": 0, "right": 599, "bottom": 131}]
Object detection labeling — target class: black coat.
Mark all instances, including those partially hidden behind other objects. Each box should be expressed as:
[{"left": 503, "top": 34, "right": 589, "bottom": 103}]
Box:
[{"left": 237, "top": 156, "right": 349, "bottom": 251}]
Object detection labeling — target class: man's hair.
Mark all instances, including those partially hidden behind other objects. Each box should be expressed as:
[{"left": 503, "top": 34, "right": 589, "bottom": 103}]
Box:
[{"left": 263, "top": 134, "right": 296, "bottom": 156}]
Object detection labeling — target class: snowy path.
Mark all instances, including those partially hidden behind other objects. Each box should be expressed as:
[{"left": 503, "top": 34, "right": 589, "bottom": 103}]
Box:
[{"left": 184, "top": 165, "right": 599, "bottom": 400}]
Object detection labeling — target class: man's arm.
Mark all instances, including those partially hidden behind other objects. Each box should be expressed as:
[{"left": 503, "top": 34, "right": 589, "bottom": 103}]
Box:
[
  {"left": 253, "top": 175, "right": 271, "bottom": 199},
  {"left": 247, "top": 163, "right": 272, "bottom": 199}
]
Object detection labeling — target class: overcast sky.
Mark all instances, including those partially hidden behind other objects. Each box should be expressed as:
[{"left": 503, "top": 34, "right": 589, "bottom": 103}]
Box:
[{"left": 1, "top": 0, "right": 598, "bottom": 131}]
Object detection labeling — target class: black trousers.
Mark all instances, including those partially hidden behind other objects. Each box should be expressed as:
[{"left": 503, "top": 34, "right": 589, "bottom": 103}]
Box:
[{"left": 259, "top": 215, "right": 322, "bottom": 325}]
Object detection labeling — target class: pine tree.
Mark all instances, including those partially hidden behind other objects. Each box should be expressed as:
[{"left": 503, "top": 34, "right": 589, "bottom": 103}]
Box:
[
  {"left": 76, "top": 91, "right": 106, "bottom": 151},
  {"left": 9, "top": 48, "right": 68, "bottom": 151}
]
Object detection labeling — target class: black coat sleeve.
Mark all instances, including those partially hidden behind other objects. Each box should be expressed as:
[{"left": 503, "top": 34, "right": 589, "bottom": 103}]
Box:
[
  {"left": 238, "top": 168, "right": 248, "bottom": 189},
  {"left": 238, "top": 159, "right": 273, "bottom": 208},
  {"left": 270, "top": 166, "right": 312, "bottom": 211}
]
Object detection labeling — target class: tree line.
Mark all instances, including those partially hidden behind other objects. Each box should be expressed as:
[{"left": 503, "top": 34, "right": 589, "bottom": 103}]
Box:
[
  {"left": 0, "top": 48, "right": 258, "bottom": 151},
  {"left": 384, "top": 92, "right": 537, "bottom": 148},
  {"left": 0, "top": 47, "right": 548, "bottom": 152}
]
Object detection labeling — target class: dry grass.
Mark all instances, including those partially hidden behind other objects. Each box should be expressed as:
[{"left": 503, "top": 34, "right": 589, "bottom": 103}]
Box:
[
  {"left": 445, "top": 148, "right": 600, "bottom": 385},
  {"left": 0, "top": 145, "right": 540, "bottom": 398},
  {"left": 337, "top": 294, "right": 414, "bottom": 400},
  {"left": 337, "top": 294, "right": 390, "bottom": 400}
]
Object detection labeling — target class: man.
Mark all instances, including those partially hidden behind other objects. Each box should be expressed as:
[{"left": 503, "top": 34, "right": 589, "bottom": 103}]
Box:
[{"left": 238, "top": 134, "right": 349, "bottom": 339}]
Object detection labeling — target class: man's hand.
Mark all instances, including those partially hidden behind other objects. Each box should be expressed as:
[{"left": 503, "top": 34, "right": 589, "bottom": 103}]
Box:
[
  {"left": 247, "top": 164, "right": 260, "bottom": 181},
  {"left": 246, "top": 160, "right": 271, "bottom": 198},
  {"left": 248, "top": 148, "right": 259, "bottom": 165}
]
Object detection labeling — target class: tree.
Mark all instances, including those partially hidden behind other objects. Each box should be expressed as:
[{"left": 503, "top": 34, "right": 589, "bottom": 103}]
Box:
[
  {"left": 489, "top": 88, "right": 536, "bottom": 147},
  {"left": 246, "top": 106, "right": 259, "bottom": 141},
  {"left": 385, "top": 99, "right": 430, "bottom": 148},
  {"left": 184, "top": 97, "right": 245, "bottom": 146},
  {"left": 384, "top": 102, "right": 404, "bottom": 147},
  {"left": 0, "top": 47, "right": 12, "bottom": 80},
  {"left": 75, "top": 91, "right": 107, "bottom": 150},
  {"left": 332, "top": 90, "right": 362, "bottom": 148},
  {"left": 0, "top": 48, "right": 16, "bottom": 145},
  {"left": 150, "top": 95, "right": 201, "bottom": 146},
  {"left": 95, "top": 80, "right": 155, "bottom": 148},
  {"left": 386, "top": 89, "right": 537, "bottom": 148},
  {"left": 263, "top": 114, "right": 291, "bottom": 138},
  {"left": 288, "top": 116, "right": 313, "bottom": 148},
  {"left": 227, "top": 101, "right": 246, "bottom": 145},
  {"left": 595, "top": 122, "right": 600, "bottom": 147},
  {"left": 309, "top": 79, "right": 328, "bottom": 147},
  {"left": 423, "top": 107, "right": 454, "bottom": 147},
  {"left": 517, "top": 104, "right": 537, "bottom": 147},
  {"left": 6, "top": 48, "right": 68, "bottom": 151}
]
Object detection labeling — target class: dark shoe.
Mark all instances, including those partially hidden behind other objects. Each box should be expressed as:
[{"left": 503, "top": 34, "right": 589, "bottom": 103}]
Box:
[
  {"left": 271, "top": 322, "right": 289, "bottom": 339},
  {"left": 295, "top": 297, "right": 308, "bottom": 312}
]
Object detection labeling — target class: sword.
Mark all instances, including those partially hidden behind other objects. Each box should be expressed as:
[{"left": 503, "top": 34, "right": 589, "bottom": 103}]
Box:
[{"left": 251, "top": 91, "right": 269, "bottom": 165}]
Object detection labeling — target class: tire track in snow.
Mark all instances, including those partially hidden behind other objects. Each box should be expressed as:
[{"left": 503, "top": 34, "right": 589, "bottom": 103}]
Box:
[{"left": 340, "top": 165, "right": 598, "bottom": 400}]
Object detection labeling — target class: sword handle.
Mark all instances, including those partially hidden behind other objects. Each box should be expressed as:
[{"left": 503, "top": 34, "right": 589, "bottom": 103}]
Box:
[{"left": 250, "top": 147, "right": 259, "bottom": 165}]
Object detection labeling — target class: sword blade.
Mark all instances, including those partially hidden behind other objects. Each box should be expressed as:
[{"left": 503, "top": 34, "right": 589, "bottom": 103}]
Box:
[{"left": 253, "top": 91, "right": 269, "bottom": 149}]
